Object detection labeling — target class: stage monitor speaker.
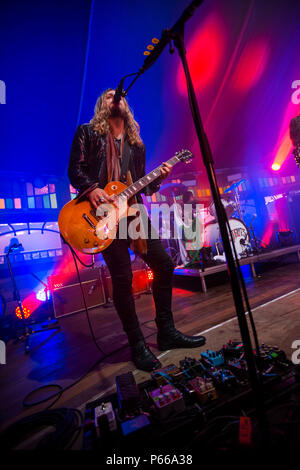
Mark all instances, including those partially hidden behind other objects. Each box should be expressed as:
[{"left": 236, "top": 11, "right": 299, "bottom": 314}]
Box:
[
  {"left": 48, "top": 268, "right": 105, "bottom": 318},
  {"left": 288, "top": 193, "right": 300, "bottom": 244},
  {"left": 276, "top": 230, "right": 295, "bottom": 247}
]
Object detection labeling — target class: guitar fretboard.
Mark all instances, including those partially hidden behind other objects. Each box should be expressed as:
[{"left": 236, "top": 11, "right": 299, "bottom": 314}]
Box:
[{"left": 118, "top": 156, "right": 180, "bottom": 200}]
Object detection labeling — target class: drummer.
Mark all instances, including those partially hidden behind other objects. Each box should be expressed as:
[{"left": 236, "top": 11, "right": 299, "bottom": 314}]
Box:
[{"left": 182, "top": 190, "right": 195, "bottom": 205}]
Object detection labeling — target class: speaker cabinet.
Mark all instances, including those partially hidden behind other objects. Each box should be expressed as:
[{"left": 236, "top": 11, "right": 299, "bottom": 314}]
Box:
[
  {"left": 288, "top": 193, "right": 300, "bottom": 244},
  {"left": 102, "top": 268, "right": 150, "bottom": 300},
  {"left": 48, "top": 268, "right": 105, "bottom": 318}
]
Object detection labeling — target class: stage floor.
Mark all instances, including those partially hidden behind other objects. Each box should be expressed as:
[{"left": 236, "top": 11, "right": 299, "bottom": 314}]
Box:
[{"left": 1, "top": 254, "right": 300, "bottom": 442}]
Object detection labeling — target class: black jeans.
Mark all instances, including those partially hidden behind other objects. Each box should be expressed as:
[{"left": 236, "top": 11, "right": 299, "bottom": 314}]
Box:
[{"left": 102, "top": 235, "right": 174, "bottom": 341}]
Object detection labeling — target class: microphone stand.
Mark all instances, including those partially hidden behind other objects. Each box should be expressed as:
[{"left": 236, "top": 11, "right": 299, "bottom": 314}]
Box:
[
  {"left": 122, "top": 0, "right": 268, "bottom": 444},
  {"left": 6, "top": 247, "right": 30, "bottom": 353},
  {"left": 6, "top": 248, "right": 60, "bottom": 354},
  {"left": 171, "top": 12, "right": 268, "bottom": 445}
]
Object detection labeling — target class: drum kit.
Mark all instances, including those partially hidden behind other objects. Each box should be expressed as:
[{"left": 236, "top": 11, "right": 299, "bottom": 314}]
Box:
[{"left": 159, "top": 179, "right": 260, "bottom": 265}]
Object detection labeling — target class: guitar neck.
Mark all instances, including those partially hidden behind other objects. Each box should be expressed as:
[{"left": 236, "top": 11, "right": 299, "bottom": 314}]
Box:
[{"left": 118, "top": 155, "right": 181, "bottom": 200}]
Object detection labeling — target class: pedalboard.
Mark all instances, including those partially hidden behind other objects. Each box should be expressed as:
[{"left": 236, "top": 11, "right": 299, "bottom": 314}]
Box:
[
  {"left": 115, "top": 371, "right": 140, "bottom": 418},
  {"left": 222, "top": 340, "right": 244, "bottom": 357},
  {"left": 151, "top": 364, "right": 181, "bottom": 385},
  {"left": 83, "top": 341, "right": 300, "bottom": 451},
  {"left": 188, "top": 377, "right": 218, "bottom": 404},
  {"left": 149, "top": 384, "right": 185, "bottom": 419},
  {"left": 94, "top": 401, "right": 117, "bottom": 434},
  {"left": 201, "top": 349, "right": 224, "bottom": 366}
]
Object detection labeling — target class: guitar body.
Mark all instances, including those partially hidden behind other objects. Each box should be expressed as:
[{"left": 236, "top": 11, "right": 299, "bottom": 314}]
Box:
[
  {"left": 58, "top": 181, "right": 134, "bottom": 254},
  {"left": 58, "top": 149, "right": 193, "bottom": 254}
]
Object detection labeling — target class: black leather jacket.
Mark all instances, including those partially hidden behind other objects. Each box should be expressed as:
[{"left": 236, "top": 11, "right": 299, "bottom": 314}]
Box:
[{"left": 68, "top": 123, "right": 160, "bottom": 202}]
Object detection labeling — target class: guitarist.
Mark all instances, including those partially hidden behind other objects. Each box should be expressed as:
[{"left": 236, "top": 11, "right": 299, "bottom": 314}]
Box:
[{"left": 68, "top": 89, "right": 206, "bottom": 372}]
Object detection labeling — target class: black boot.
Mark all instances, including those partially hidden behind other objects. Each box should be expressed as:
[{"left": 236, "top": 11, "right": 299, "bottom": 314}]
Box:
[
  {"left": 127, "top": 327, "right": 161, "bottom": 372},
  {"left": 131, "top": 339, "right": 162, "bottom": 372},
  {"left": 156, "top": 314, "right": 206, "bottom": 351}
]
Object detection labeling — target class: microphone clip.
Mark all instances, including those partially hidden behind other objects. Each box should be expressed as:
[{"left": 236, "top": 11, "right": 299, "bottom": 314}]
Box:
[{"left": 113, "top": 77, "right": 126, "bottom": 104}]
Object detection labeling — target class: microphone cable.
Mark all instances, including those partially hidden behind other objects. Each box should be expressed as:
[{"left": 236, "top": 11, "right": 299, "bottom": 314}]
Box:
[{"left": 21, "top": 230, "right": 158, "bottom": 410}]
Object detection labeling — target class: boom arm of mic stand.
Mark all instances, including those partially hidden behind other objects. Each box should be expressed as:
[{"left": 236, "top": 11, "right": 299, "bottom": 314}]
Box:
[{"left": 124, "top": 1, "right": 204, "bottom": 94}]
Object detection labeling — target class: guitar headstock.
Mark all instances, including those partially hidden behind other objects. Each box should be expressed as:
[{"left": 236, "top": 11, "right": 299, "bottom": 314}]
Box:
[
  {"left": 293, "top": 146, "right": 300, "bottom": 168},
  {"left": 175, "top": 149, "right": 193, "bottom": 164}
]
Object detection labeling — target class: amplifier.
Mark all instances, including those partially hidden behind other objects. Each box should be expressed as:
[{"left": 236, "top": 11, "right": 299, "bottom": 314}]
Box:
[
  {"left": 102, "top": 268, "right": 150, "bottom": 300},
  {"left": 288, "top": 193, "right": 300, "bottom": 243},
  {"left": 48, "top": 268, "right": 105, "bottom": 318}
]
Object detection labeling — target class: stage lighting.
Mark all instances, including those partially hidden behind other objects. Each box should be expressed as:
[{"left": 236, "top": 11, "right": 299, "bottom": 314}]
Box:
[
  {"left": 15, "top": 305, "right": 31, "bottom": 319},
  {"left": 147, "top": 269, "right": 154, "bottom": 281},
  {"left": 272, "top": 163, "right": 281, "bottom": 171},
  {"left": 36, "top": 289, "right": 50, "bottom": 302}
]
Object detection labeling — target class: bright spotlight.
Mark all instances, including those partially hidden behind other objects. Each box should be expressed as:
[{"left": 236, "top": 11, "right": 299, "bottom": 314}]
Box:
[
  {"left": 272, "top": 163, "right": 281, "bottom": 171},
  {"left": 36, "top": 289, "right": 51, "bottom": 302}
]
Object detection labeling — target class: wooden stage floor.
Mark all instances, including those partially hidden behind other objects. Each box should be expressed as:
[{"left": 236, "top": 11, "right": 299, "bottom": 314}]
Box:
[{"left": 1, "top": 253, "right": 300, "bottom": 436}]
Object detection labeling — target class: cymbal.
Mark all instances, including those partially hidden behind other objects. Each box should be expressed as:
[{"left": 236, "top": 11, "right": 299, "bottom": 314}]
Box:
[
  {"left": 224, "top": 179, "right": 246, "bottom": 193},
  {"left": 159, "top": 183, "right": 188, "bottom": 196},
  {"left": 192, "top": 198, "right": 211, "bottom": 207}
]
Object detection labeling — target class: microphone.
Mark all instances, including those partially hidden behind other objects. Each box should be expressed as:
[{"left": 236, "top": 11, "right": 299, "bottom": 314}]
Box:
[{"left": 113, "top": 78, "right": 125, "bottom": 104}]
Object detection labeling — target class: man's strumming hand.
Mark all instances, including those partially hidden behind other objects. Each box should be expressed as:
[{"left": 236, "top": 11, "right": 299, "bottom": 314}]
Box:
[{"left": 88, "top": 188, "right": 116, "bottom": 210}]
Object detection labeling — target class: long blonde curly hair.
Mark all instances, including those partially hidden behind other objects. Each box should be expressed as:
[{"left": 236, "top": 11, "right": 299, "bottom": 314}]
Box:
[{"left": 90, "top": 88, "right": 143, "bottom": 147}]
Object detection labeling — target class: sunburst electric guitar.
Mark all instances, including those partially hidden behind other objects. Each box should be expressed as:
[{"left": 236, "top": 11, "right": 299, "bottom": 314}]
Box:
[{"left": 58, "top": 149, "right": 193, "bottom": 254}]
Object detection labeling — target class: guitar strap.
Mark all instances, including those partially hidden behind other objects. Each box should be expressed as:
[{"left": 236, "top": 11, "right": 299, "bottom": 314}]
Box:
[
  {"left": 126, "top": 170, "right": 148, "bottom": 255},
  {"left": 120, "top": 140, "right": 131, "bottom": 184},
  {"left": 118, "top": 139, "right": 148, "bottom": 255}
]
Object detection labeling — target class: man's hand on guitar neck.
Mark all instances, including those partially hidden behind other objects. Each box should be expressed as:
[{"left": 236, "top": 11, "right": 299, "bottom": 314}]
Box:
[{"left": 88, "top": 187, "right": 116, "bottom": 210}]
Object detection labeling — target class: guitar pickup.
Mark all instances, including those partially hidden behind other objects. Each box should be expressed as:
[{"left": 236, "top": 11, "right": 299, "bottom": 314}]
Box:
[{"left": 82, "top": 213, "right": 96, "bottom": 229}]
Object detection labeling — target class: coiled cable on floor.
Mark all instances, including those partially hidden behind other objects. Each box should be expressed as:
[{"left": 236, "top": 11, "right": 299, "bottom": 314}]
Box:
[{"left": 0, "top": 408, "right": 83, "bottom": 450}]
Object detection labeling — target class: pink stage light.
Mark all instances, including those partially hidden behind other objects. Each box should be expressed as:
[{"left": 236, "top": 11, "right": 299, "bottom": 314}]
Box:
[
  {"left": 271, "top": 163, "right": 281, "bottom": 171},
  {"left": 232, "top": 39, "right": 269, "bottom": 92},
  {"left": 273, "top": 130, "right": 293, "bottom": 169},
  {"left": 177, "top": 14, "right": 224, "bottom": 95},
  {"left": 262, "top": 222, "right": 275, "bottom": 246},
  {"left": 271, "top": 94, "right": 300, "bottom": 169}
]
